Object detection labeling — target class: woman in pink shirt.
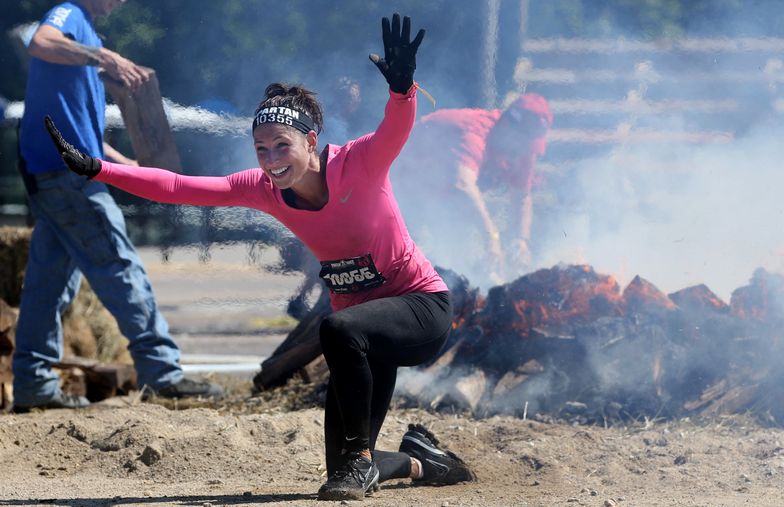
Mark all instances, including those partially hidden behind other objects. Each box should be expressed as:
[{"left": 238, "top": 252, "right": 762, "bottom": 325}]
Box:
[{"left": 45, "top": 13, "right": 473, "bottom": 501}]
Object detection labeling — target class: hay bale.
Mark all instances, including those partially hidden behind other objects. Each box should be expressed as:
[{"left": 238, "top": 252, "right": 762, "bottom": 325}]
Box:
[
  {"left": 0, "top": 298, "right": 17, "bottom": 354},
  {"left": 0, "top": 298, "right": 15, "bottom": 410},
  {"left": 64, "top": 281, "right": 131, "bottom": 364},
  {"left": 0, "top": 226, "right": 130, "bottom": 365},
  {"left": 0, "top": 227, "right": 32, "bottom": 307}
]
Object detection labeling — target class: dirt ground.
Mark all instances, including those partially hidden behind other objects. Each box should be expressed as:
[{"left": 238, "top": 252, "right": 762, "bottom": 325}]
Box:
[{"left": 2, "top": 379, "right": 784, "bottom": 507}]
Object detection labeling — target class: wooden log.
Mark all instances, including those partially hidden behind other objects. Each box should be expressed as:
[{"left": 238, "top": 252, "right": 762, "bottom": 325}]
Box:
[
  {"left": 58, "top": 367, "right": 87, "bottom": 398},
  {"left": 254, "top": 289, "right": 331, "bottom": 390},
  {"left": 437, "top": 369, "right": 488, "bottom": 413},
  {"left": 395, "top": 341, "right": 464, "bottom": 404},
  {"left": 683, "top": 378, "right": 728, "bottom": 412},
  {"left": 424, "top": 340, "right": 462, "bottom": 376},
  {"left": 484, "top": 360, "right": 546, "bottom": 416},
  {"left": 56, "top": 356, "right": 137, "bottom": 401},
  {"left": 102, "top": 69, "right": 182, "bottom": 171},
  {"left": 84, "top": 364, "right": 137, "bottom": 400},
  {"left": 699, "top": 383, "right": 760, "bottom": 416}
]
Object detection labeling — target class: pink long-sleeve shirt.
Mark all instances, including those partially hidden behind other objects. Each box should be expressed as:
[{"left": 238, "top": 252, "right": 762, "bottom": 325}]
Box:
[{"left": 96, "top": 88, "right": 447, "bottom": 310}]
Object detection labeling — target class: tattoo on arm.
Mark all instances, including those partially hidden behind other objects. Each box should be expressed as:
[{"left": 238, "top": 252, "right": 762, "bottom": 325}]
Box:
[{"left": 72, "top": 41, "right": 102, "bottom": 66}]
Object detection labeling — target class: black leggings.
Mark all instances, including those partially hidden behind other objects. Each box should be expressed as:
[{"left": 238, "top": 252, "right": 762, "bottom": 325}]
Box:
[{"left": 320, "top": 291, "right": 452, "bottom": 482}]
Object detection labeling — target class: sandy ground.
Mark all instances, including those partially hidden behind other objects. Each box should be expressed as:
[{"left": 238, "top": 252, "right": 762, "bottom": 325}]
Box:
[
  {"left": 2, "top": 396, "right": 784, "bottom": 507},
  {"left": 3, "top": 245, "right": 784, "bottom": 506}
]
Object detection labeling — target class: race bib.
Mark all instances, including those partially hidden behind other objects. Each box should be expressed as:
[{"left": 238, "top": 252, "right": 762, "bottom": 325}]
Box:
[{"left": 319, "top": 254, "right": 385, "bottom": 294}]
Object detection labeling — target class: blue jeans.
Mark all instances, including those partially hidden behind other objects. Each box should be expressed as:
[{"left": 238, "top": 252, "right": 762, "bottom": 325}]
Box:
[{"left": 12, "top": 169, "right": 183, "bottom": 405}]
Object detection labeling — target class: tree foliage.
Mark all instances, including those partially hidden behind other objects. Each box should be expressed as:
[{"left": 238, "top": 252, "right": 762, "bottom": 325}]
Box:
[{"left": 3, "top": 1, "right": 783, "bottom": 107}]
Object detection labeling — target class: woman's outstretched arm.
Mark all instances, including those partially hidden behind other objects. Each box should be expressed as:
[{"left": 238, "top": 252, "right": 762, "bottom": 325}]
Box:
[
  {"left": 45, "top": 115, "right": 259, "bottom": 208},
  {"left": 97, "top": 161, "right": 249, "bottom": 208}
]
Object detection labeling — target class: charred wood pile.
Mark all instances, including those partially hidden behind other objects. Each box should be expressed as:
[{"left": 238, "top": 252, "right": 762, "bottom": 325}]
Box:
[{"left": 260, "top": 264, "right": 784, "bottom": 425}]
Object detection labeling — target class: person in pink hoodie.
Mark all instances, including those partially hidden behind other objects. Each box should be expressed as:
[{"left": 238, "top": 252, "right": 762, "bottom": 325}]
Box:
[{"left": 44, "top": 13, "right": 473, "bottom": 502}]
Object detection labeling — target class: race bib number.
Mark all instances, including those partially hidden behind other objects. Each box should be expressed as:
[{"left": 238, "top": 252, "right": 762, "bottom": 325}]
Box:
[{"left": 319, "top": 254, "right": 385, "bottom": 294}]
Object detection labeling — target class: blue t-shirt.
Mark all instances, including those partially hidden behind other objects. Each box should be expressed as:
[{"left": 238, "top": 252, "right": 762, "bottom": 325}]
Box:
[{"left": 20, "top": 2, "right": 105, "bottom": 173}]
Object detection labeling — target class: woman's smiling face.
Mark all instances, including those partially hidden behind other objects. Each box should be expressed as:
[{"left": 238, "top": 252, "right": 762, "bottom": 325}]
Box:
[{"left": 253, "top": 124, "right": 314, "bottom": 189}]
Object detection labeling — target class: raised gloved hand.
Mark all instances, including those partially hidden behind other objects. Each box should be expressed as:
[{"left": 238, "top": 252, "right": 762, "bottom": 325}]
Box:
[
  {"left": 369, "top": 13, "right": 425, "bottom": 94},
  {"left": 44, "top": 115, "right": 102, "bottom": 178}
]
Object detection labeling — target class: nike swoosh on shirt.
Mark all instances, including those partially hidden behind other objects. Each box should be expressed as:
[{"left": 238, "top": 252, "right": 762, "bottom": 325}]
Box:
[{"left": 340, "top": 189, "right": 353, "bottom": 203}]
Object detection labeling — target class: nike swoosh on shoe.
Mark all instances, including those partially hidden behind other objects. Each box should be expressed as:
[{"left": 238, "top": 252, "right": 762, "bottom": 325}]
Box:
[
  {"left": 402, "top": 434, "right": 449, "bottom": 456},
  {"left": 425, "top": 458, "right": 451, "bottom": 477}
]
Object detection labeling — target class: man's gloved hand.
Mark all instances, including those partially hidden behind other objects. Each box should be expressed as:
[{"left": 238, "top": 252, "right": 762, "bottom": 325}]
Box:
[
  {"left": 44, "top": 115, "right": 102, "bottom": 178},
  {"left": 369, "top": 13, "right": 425, "bottom": 94}
]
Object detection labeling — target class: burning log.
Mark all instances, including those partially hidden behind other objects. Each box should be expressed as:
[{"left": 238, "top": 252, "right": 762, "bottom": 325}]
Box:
[
  {"left": 413, "top": 265, "right": 784, "bottom": 422},
  {"left": 263, "top": 261, "right": 784, "bottom": 426},
  {"left": 484, "top": 360, "right": 544, "bottom": 416},
  {"left": 447, "top": 264, "right": 622, "bottom": 375},
  {"left": 437, "top": 268, "right": 483, "bottom": 331},
  {"left": 729, "top": 268, "right": 784, "bottom": 320},
  {"left": 683, "top": 374, "right": 760, "bottom": 415},
  {"left": 622, "top": 275, "right": 676, "bottom": 314},
  {"left": 435, "top": 369, "right": 488, "bottom": 413},
  {"left": 395, "top": 340, "right": 467, "bottom": 406},
  {"left": 669, "top": 284, "right": 730, "bottom": 315}
]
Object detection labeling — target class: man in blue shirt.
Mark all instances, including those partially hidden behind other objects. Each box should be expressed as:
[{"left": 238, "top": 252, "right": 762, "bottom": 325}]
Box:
[{"left": 14, "top": 0, "right": 223, "bottom": 411}]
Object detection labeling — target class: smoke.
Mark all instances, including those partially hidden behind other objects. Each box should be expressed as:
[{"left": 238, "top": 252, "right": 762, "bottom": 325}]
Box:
[
  {"left": 160, "top": 3, "right": 783, "bottom": 307},
  {"left": 381, "top": 3, "right": 784, "bottom": 302},
  {"left": 532, "top": 109, "right": 784, "bottom": 302},
  {"left": 391, "top": 105, "right": 784, "bottom": 300},
  {"left": 13, "top": 1, "right": 773, "bottom": 301}
]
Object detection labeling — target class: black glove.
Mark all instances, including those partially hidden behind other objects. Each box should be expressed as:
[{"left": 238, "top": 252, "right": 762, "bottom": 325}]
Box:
[
  {"left": 44, "top": 115, "right": 102, "bottom": 179},
  {"left": 369, "top": 13, "right": 425, "bottom": 94}
]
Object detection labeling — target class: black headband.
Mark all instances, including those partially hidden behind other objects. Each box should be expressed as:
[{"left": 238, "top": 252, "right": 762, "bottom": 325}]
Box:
[{"left": 252, "top": 106, "right": 315, "bottom": 134}]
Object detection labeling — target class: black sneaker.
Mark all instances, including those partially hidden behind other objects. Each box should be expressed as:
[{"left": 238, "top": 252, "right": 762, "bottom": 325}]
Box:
[
  {"left": 12, "top": 391, "right": 90, "bottom": 413},
  {"left": 144, "top": 378, "right": 224, "bottom": 401},
  {"left": 317, "top": 452, "right": 380, "bottom": 501},
  {"left": 399, "top": 423, "right": 476, "bottom": 485}
]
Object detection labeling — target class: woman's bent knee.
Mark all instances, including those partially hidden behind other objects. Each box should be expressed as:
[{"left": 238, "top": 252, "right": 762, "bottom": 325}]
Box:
[{"left": 319, "top": 314, "right": 364, "bottom": 354}]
